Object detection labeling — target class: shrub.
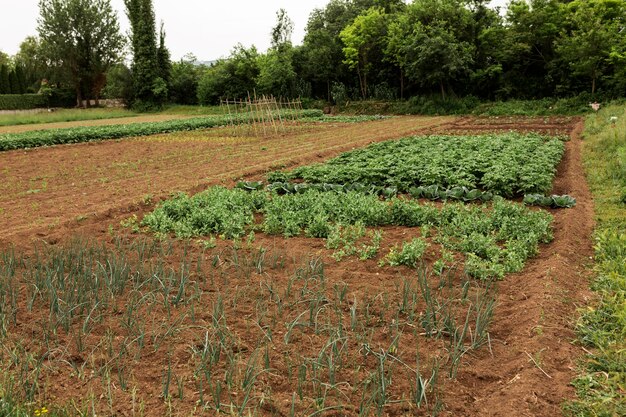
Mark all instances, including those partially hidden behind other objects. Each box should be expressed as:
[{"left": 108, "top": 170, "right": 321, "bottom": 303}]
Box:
[{"left": 0, "top": 94, "right": 46, "bottom": 110}]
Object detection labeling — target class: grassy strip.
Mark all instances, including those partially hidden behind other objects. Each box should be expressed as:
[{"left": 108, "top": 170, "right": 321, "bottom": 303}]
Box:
[
  {"left": 0, "top": 108, "right": 138, "bottom": 128},
  {"left": 271, "top": 133, "right": 566, "bottom": 197},
  {"left": 330, "top": 96, "right": 622, "bottom": 116},
  {"left": 0, "top": 109, "right": 324, "bottom": 152},
  {"left": 564, "top": 105, "right": 626, "bottom": 416},
  {"left": 142, "top": 187, "right": 553, "bottom": 280}
]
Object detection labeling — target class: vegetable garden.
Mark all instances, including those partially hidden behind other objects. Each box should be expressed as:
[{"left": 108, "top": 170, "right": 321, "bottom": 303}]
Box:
[{"left": 0, "top": 114, "right": 598, "bottom": 417}]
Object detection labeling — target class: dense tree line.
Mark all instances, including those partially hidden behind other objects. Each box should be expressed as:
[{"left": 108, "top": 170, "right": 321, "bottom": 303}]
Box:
[
  {"left": 196, "top": 0, "right": 626, "bottom": 105},
  {"left": 2, "top": 0, "right": 624, "bottom": 109}
]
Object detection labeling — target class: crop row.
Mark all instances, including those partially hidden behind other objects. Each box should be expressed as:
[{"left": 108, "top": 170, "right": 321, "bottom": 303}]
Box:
[
  {"left": 239, "top": 181, "right": 577, "bottom": 209},
  {"left": 0, "top": 109, "right": 324, "bottom": 151},
  {"left": 142, "top": 187, "right": 553, "bottom": 280},
  {"left": 270, "top": 133, "right": 566, "bottom": 197},
  {"left": 238, "top": 181, "right": 498, "bottom": 202}
]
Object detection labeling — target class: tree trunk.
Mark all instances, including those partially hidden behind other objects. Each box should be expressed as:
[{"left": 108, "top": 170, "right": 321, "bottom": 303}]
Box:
[
  {"left": 327, "top": 79, "right": 331, "bottom": 103},
  {"left": 592, "top": 77, "right": 596, "bottom": 95},
  {"left": 357, "top": 67, "right": 366, "bottom": 100},
  {"left": 440, "top": 80, "right": 446, "bottom": 100},
  {"left": 75, "top": 86, "right": 82, "bottom": 108},
  {"left": 400, "top": 70, "right": 404, "bottom": 100},
  {"left": 363, "top": 71, "right": 368, "bottom": 99}
]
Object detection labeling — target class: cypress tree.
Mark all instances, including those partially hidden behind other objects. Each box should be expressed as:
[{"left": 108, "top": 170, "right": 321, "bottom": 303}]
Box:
[
  {"left": 14, "top": 65, "right": 27, "bottom": 94},
  {"left": 157, "top": 23, "right": 172, "bottom": 87},
  {"left": 125, "top": 0, "right": 169, "bottom": 108},
  {"left": 0, "top": 65, "right": 9, "bottom": 94},
  {"left": 8, "top": 70, "right": 18, "bottom": 94}
]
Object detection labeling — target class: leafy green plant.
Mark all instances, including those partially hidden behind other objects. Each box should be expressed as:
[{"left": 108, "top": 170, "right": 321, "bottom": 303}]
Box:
[
  {"left": 524, "top": 194, "right": 576, "bottom": 208},
  {"left": 382, "top": 238, "right": 429, "bottom": 268},
  {"left": 275, "top": 133, "right": 565, "bottom": 197}
]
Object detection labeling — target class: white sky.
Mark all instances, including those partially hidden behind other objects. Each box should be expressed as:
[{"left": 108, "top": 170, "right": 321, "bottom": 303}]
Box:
[{"left": 0, "top": 0, "right": 510, "bottom": 61}]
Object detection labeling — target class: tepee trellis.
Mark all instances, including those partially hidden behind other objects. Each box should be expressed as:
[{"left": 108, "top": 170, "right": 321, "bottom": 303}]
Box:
[{"left": 219, "top": 93, "right": 304, "bottom": 137}]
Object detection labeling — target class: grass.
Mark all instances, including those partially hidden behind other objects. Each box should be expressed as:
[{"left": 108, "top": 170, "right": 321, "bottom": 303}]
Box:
[
  {"left": 331, "top": 96, "right": 612, "bottom": 116},
  {"left": 0, "top": 108, "right": 138, "bottom": 127},
  {"left": 159, "top": 104, "right": 223, "bottom": 116},
  {"left": 564, "top": 104, "right": 626, "bottom": 416}
]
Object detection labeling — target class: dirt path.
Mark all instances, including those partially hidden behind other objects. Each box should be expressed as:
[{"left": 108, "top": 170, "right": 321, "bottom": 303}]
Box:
[
  {"left": 444, "top": 119, "right": 595, "bottom": 416},
  {"left": 0, "top": 116, "right": 453, "bottom": 247}
]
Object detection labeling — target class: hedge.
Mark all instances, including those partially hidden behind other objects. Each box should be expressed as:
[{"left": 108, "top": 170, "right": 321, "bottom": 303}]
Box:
[
  {"left": 0, "top": 94, "right": 47, "bottom": 111},
  {"left": 0, "top": 109, "right": 324, "bottom": 151}
]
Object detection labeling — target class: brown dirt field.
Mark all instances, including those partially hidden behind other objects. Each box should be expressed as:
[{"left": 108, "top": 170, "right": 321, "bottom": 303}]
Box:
[
  {"left": 0, "top": 116, "right": 595, "bottom": 416},
  {"left": 0, "top": 114, "right": 194, "bottom": 134},
  {"left": 444, "top": 115, "right": 577, "bottom": 136},
  {"left": 443, "top": 119, "right": 596, "bottom": 416},
  {"left": 0, "top": 116, "right": 453, "bottom": 245}
]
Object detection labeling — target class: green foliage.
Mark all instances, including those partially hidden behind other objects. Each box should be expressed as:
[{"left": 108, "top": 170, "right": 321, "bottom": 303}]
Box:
[
  {"left": 340, "top": 7, "right": 388, "bottom": 99},
  {"left": 566, "top": 104, "right": 626, "bottom": 415},
  {"left": 524, "top": 194, "right": 577, "bottom": 209},
  {"left": 13, "top": 36, "right": 45, "bottom": 92},
  {"left": 0, "top": 109, "right": 323, "bottom": 151},
  {"left": 197, "top": 45, "right": 259, "bottom": 105},
  {"left": 125, "top": 0, "right": 167, "bottom": 109},
  {"left": 0, "top": 64, "right": 10, "bottom": 94},
  {"left": 555, "top": 0, "right": 626, "bottom": 94},
  {"left": 142, "top": 187, "right": 267, "bottom": 239},
  {"left": 0, "top": 94, "right": 46, "bottom": 111},
  {"left": 383, "top": 238, "right": 428, "bottom": 267},
  {"left": 256, "top": 48, "right": 297, "bottom": 98},
  {"left": 38, "top": 0, "right": 125, "bottom": 106},
  {"left": 144, "top": 186, "right": 553, "bottom": 278},
  {"left": 386, "top": 0, "right": 474, "bottom": 99},
  {"left": 102, "top": 64, "right": 132, "bottom": 101},
  {"left": 326, "top": 223, "right": 383, "bottom": 261},
  {"left": 282, "top": 133, "right": 565, "bottom": 196},
  {"left": 169, "top": 55, "right": 201, "bottom": 105}
]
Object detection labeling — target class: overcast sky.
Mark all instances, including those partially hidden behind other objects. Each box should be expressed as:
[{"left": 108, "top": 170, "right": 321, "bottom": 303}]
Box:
[{"left": 0, "top": 0, "right": 510, "bottom": 61}]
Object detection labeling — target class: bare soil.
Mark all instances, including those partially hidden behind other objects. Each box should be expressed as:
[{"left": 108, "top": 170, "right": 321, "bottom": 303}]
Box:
[
  {"left": 0, "top": 116, "right": 594, "bottom": 416},
  {"left": 0, "top": 116, "right": 452, "bottom": 245}
]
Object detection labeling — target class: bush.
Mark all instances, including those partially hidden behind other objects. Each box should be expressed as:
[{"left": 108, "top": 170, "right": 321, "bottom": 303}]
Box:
[
  {"left": 0, "top": 94, "right": 47, "bottom": 110},
  {"left": 49, "top": 89, "right": 76, "bottom": 108}
]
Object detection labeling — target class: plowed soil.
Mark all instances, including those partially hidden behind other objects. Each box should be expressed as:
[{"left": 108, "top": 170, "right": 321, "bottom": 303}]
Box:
[
  {"left": 0, "top": 116, "right": 453, "bottom": 244},
  {"left": 0, "top": 116, "right": 594, "bottom": 416}
]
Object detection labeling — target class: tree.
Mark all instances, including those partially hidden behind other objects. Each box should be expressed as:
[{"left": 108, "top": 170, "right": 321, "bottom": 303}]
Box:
[
  {"left": 197, "top": 45, "right": 260, "bottom": 105},
  {"left": 256, "top": 48, "right": 296, "bottom": 97},
  {"left": 101, "top": 63, "right": 132, "bottom": 102},
  {"left": 385, "top": 0, "right": 474, "bottom": 99},
  {"left": 0, "top": 51, "right": 9, "bottom": 67},
  {"left": 169, "top": 54, "right": 201, "bottom": 105},
  {"left": 271, "top": 9, "right": 294, "bottom": 48},
  {"left": 37, "top": 0, "right": 125, "bottom": 106},
  {"left": 340, "top": 7, "right": 388, "bottom": 99},
  {"left": 157, "top": 23, "right": 172, "bottom": 89},
  {"left": 299, "top": 1, "right": 356, "bottom": 101},
  {"left": 502, "top": 0, "right": 564, "bottom": 98},
  {"left": 14, "top": 37, "right": 46, "bottom": 92},
  {"left": 0, "top": 65, "right": 10, "bottom": 94},
  {"left": 555, "top": 0, "right": 626, "bottom": 94},
  {"left": 257, "top": 9, "right": 297, "bottom": 97},
  {"left": 125, "top": 0, "right": 168, "bottom": 108}
]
